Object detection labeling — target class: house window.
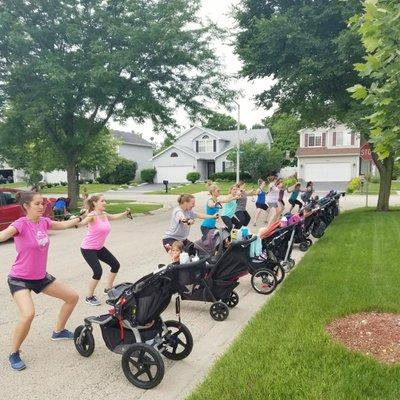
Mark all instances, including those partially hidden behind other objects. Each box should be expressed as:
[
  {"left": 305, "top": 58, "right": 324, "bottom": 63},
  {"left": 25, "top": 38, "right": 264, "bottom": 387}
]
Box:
[
  {"left": 170, "top": 152, "right": 178, "bottom": 157},
  {"left": 222, "top": 160, "right": 235, "bottom": 173},
  {"left": 197, "top": 135, "right": 214, "bottom": 153},
  {"left": 307, "top": 133, "right": 322, "bottom": 147},
  {"left": 335, "top": 132, "right": 352, "bottom": 146}
]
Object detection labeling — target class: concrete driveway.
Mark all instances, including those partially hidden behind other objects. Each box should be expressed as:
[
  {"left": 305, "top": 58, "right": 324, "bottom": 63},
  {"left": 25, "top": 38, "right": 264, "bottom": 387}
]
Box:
[{"left": 1, "top": 193, "right": 399, "bottom": 400}]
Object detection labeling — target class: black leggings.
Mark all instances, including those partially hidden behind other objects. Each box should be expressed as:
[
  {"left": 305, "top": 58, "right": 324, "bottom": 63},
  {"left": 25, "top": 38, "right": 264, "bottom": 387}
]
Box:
[
  {"left": 81, "top": 247, "right": 120, "bottom": 280},
  {"left": 221, "top": 215, "right": 233, "bottom": 232},
  {"left": 234, "top": 211, "right": 251, "bottom": 228},
  {"left": 289, "top": 199, "right": 303, "bottom": 210}
]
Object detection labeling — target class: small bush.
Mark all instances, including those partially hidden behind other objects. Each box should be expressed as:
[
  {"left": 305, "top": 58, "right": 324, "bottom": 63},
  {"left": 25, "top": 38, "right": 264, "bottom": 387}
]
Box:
[
  {"left": 60, "top": 181, "right": 67, "bottom": 186},
  {"left": 186, "top": 172, "right": 201, "bottom": 183},
  {"left": 283, "top": 176, "right": 297, "bottom": 188},
  {"left": 86, "top": 178, "right": 94, "bottom": 184},
  {"left": 370, "top": 175, "right": 380, "bottom": 184},
  {"left": 98, "top": 157, "right": 138, "bottom": 184},
  {"left": 46, "top": 183, "right": 53, "bottom": 188},
  {"left": 209, "top": 172, "right": 252, "bottom": 182},
  {"left": 141, "top": 168, "right": 157, "bottom": 183},
  {"left": 347, "top": 176, "right": 362, "bottom": 193}
]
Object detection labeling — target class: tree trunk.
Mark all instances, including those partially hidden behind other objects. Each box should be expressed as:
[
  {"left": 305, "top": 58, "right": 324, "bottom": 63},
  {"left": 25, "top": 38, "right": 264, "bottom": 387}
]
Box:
[
  {"left": 67, "top": 162, "right": 79, "bottom": 209},
  {"left": 373, "top": 154, "right": 394, "bottom": 212}
]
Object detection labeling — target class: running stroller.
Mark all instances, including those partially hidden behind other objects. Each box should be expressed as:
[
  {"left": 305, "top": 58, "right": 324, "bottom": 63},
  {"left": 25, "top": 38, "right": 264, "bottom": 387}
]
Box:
[{"left": 73, "top": 264, "right": 193, "bottom": 389}]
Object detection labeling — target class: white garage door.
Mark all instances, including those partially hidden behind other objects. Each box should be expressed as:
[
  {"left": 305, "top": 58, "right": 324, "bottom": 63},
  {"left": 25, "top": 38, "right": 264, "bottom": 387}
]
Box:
[
  {"left": 304, "top": 163, "right": 352, "bottom": 182},
  {"left": 156, "top": 165, "right": 193, "bottom": 183}
]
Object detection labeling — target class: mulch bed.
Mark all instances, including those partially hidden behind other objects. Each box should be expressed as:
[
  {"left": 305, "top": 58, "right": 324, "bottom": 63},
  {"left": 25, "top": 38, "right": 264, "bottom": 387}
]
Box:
[{"left": 326, "top": 312, "right": 400, "bottom": 364}]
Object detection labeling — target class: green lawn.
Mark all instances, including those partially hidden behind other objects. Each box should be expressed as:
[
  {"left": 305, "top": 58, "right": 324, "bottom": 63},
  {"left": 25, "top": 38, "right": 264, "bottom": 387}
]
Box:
[
  {"left": 354, "top": 181, "right": 400, "bottom": 195},
  {"left": 188, "top": 209, "right": 400, "bottom": 400},
  {"left": 106, "top": 202, "right": 161, "bottom": 214},
  {"left": 148, "top": 181, "right": 257, "bottom": 195},
  {"left": 40, "top": 183, "right": 124, "bottom": 195}
]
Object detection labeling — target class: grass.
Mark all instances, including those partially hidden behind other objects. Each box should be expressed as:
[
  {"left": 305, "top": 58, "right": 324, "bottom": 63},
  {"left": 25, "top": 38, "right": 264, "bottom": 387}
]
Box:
[
  {"left": 148, "top": 181, "right": 258, "bottom": 195},
  {"left": 67, "top": 200, "right": 161, "bottom": 215},
  {"left": 353, "top": 181, "right": 400, "bottom": 195},
  {"left": 188, "top": 208, "right": 400, "bottom": 400},
  {"left": 0, "top": 183, "right": 130, "bottom": 194}
]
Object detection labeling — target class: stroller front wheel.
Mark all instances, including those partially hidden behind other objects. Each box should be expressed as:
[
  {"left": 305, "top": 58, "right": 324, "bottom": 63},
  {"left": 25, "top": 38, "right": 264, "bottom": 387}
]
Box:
[
  {"left": 224, "top": 291, "right": 239, "bottom": 308},
  {"left": 74, "top": 325, "right": 95, "bottom": 357},
  {"left": 299, "top": 242, "right": 309, "bottom": 252},
  {"left": 251, "top": 269, "right": 277, "bottom": 295},
  {"left": 210, "top": 301, "right": 229, "bottom": 321},
  {"left": 122, "top": 343, "right": 165, "bottom": 389},
  {"left": 161, "top": 320, "right": 193, "bottom": 361}
]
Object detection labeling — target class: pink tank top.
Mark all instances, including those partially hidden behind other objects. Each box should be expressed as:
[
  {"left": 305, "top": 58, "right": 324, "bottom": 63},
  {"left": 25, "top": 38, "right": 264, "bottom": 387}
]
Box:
[{"left": 81, "top": 212, "right": 111, "bottom": 250}]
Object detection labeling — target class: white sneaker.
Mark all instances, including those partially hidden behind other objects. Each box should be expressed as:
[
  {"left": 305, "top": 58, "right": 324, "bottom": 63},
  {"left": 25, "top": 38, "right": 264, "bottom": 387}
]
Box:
[{"left": 85, "top": 296, "right": 101, "bottom": 306}]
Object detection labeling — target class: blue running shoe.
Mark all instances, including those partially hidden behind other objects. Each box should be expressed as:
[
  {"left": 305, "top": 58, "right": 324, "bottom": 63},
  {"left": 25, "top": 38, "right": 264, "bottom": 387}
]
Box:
[
  {"left": 51, "top": 329, "right": 74, "bottom": 341},
  {"left": 9, "top": 351, "right": 26, "bottom": 371}
]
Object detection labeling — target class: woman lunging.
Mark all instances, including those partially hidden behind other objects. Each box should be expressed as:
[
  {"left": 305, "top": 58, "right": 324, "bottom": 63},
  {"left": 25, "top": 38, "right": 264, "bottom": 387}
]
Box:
[
  {"left": 0, "top": 191, "right": 81, "bottom": 371},
  {"left": 287, "top": 182, "right": 305, "bottom": 212},
  {"left": 80, "top": 194, "right": 131, "bottom": 306},
  {"left": 253, "top": 179, "right": 268, "bottom": 226}
]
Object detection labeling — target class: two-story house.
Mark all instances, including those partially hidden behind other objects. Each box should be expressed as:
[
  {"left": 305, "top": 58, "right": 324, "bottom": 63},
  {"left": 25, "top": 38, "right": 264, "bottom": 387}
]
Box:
[
  {"left": 152, "top": 126, "right": 273, "bottom": 183},
  {"left": 296, "top": 123, "right": 371, "bottom": 185}
]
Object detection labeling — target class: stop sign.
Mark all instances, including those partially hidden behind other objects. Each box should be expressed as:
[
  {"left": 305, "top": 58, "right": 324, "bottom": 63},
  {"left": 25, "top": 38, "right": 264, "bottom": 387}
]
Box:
[{"left": 360, "top": 143, "right": 372, "bottom": 161}]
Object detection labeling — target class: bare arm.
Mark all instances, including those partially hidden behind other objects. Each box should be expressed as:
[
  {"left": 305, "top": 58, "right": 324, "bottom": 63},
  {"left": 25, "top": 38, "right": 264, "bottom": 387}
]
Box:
[
  {"left": 107, "top": 209, "right": 131, "bottom": 221},
  {"left": 0, "top": 225, "right": 18, "bottom": 242},
  {"left": 51, "top": 216, "right": 83, "bottom": 230},
  {"left": 196, "top": 212, "right": 219, "bottom": 220}
]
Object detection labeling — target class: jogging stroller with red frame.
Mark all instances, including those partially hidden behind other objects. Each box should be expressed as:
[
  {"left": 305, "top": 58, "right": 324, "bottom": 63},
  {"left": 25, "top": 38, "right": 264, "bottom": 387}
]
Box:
[{"left": 73, "top": 263, "right": 194, "bottom": 390}]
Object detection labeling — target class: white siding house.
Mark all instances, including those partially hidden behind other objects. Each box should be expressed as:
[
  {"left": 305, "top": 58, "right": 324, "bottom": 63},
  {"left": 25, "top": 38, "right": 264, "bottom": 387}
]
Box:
[{"left": 152, "top": 126, "right": 273, "bottom": 183}]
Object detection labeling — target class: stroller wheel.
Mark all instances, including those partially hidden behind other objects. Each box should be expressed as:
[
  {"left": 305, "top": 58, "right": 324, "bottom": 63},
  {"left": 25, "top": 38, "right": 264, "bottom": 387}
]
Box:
[
  {"left": 122, "top": 343, "right": 164, "bottom": 389},
  {"left": 306, "top": 239, "right": 313, "bottom": 246},
  {"left": 74, "top": 325, "right": 95, "bottom": 357},
  {"left": 161, "top": 320, "right": 193, "bottom": 361},
  {"left": 288, "top": 259, "right": 296, "bottom": 269},
  {"left": 251, "top": 269, "right": 276, "bottom": 295},
  {"left": 224, "top": 291, "right": 239, "bottom": 308},
  {"left": 210, "top": 302, "right": 229, "bottom": 321},
  {"left": 299, "top": 242, "right": 309, "bottom": 252},
  {"left": 273, "top": 264, "right": 285, "bottom": 284}
]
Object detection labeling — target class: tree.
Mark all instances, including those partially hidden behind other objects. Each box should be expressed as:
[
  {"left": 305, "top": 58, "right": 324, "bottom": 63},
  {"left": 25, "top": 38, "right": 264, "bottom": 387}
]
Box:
[
  {"left": 203, "top": 111, "right": 246, "bottom": 131},
  {"left": 234, "top": 0, "right": 394, "bottom": 210},
  {"left": 0, "top": 0, "right": 232, "bottom": 207},
  {"left": 348, "top": 0, "right": 400, "bottom": 211},
  {"left": 263, "top": 112, "right": 302, "bottom": 166},
  {"left": 227, "top": 140, "right": 283, "bottom": 180},
  {"left": 156, "top": 132, "right": 178, "bottom": 154}
]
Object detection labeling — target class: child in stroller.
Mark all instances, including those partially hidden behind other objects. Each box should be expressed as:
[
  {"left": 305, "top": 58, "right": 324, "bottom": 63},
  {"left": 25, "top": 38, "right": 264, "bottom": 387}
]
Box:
[{"left": 73, "top": 263, "right": 193, "bottom": 390}]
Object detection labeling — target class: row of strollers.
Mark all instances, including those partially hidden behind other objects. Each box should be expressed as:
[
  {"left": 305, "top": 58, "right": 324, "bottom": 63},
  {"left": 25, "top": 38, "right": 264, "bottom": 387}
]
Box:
[{"left": 73, "top": 191, "right": 345, "bottom": 389}]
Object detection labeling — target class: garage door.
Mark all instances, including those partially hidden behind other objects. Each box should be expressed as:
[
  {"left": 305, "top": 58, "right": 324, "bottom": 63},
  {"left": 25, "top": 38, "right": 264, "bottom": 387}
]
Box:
[
  {"left": 156, "top": 165, "right": 193, "bottom": 183},
  {"left": 304, "top": 163, "right": 352, "bottom": 182}
]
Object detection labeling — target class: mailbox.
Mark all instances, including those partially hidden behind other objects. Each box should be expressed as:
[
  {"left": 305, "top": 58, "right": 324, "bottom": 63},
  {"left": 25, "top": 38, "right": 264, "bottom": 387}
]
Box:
[{"left": 162, "top": 180, "right": 169, "bottom": 193}]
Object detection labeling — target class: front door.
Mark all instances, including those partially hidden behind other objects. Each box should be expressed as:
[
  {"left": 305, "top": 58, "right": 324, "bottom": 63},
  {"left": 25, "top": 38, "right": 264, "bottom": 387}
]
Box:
[{"left": 207, "top": 162, "right": 215, "bottom": 179}]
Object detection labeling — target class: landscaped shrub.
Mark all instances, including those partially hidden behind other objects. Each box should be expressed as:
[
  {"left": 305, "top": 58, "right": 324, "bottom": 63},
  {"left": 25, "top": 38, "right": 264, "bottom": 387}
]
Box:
[
  {"left": 140, "top": 168, "right": 157, "bottom": 183},
  {"left": 186, "top": 172, "right": 201, "bottom": 183},
  {"left": 98, "top": 158, "right": 138, "bottom": 184},
  {"left": 209, "top": 172, "right": 252, "bottom": 182},
  {"left": 347, "top": 176, "right": 362, "bottom": 193},
  {"left": 283, "top": 176, "right": 297, "bottom": 188},
  {"left": 60, "top": 181, "right": 67, "bottom": 186},
  {"left": 370, "top": 175, "right": 380, "bottom": 184}
]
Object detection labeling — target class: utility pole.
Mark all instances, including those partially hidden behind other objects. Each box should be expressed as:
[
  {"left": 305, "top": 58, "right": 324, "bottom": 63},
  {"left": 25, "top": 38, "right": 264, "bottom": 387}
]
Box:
[{"left": 233, "top": 100, "right": 240, "bottom": 183}]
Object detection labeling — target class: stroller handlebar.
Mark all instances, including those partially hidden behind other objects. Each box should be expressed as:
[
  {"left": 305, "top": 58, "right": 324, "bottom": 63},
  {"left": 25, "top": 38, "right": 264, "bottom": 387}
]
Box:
[{"left": 231, "top": 236, "right": 257, "bottom": 247}]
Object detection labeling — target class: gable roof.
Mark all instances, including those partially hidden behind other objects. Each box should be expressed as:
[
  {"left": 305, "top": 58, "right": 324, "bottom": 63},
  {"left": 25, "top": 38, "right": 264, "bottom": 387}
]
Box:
[
  {"left": 175, "top": 126, "right": 273, "bottom": 145},
  {"left": 112, "top": 130, "right": 153, "bottom": 148},
  {"left": 152, "top": 145, "right": 199, "bottom": 160}
]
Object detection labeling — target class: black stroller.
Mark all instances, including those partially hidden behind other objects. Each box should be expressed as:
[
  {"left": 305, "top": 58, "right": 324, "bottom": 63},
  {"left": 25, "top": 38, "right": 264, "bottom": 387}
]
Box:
[{"left": 73, "top": 264, "right": 193, "bottom": 389}]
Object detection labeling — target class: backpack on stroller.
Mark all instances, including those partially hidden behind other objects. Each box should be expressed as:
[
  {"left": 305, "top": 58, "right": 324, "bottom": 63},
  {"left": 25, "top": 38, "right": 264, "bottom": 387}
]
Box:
[{"left": 73, "top": 264, "right": 193, "bottom": 390}]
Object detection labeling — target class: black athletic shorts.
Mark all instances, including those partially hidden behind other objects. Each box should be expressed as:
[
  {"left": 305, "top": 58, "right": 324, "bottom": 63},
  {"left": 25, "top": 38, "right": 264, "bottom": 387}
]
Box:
[
  {"left": 8, "top": 273, "right": 56, "bottom": 296},
  {"left": 256, "top": 202, "right": 268, "bottom": 210}
]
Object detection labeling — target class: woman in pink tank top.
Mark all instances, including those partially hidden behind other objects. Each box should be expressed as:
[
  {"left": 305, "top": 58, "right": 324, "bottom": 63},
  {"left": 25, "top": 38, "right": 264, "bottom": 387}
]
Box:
[
  {"left": 80, "top": 194, "right": 131, "bottom": 306},
  {"left": 0, "top": 191, "right": 83, "bottom": 371}
]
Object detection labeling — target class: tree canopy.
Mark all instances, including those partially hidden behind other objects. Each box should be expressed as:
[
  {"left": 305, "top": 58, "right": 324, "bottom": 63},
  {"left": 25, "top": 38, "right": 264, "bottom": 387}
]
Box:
[
  {"left": 203, "top": 111, "right": 246, "bottom": 131},
  {"left": 227, "top": 139, "right": 283, "bottom": 180},
  {"left": 0, "top": 0, "right": 232, "bottom": 205}
]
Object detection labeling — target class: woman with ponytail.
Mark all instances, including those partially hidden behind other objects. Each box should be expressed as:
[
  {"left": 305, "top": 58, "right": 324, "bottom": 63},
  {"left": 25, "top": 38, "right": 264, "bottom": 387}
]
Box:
[
  {"left": 79, "top": 194, "right": 131, "bottom": 306},
  {"left": 0, "top": 191, "right": 82, "bottom": 371}
]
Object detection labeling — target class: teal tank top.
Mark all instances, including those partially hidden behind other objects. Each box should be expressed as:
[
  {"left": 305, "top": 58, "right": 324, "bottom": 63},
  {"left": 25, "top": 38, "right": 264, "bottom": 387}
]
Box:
[{"left": 201, "top": 199, "right": 220, "bottom": 228}]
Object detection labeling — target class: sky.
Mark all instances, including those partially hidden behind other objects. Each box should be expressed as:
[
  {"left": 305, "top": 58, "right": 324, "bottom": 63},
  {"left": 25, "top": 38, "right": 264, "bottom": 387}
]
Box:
[{"left": 109, "top": 0, "right": 274, "bottom": 144}]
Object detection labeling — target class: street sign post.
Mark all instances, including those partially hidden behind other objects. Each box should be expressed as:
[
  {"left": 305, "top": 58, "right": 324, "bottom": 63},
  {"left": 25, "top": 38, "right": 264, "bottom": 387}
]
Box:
[{"left": 360, "top": 143, "right": 373, "bottom": 207}]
